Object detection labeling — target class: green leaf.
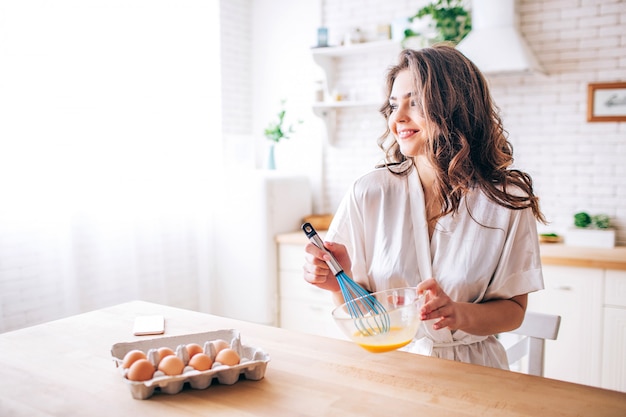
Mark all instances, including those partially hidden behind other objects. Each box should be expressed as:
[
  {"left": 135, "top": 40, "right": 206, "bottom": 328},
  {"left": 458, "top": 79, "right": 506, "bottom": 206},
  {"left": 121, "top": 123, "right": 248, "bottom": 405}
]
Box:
[
  {"left": 591, "top": 214, "right": 610, "bottom": 229},
  {"left": 573, "top": 212, "right": 591, "bottom": 228},
  {"left": 410, "top": 0, "right": 471, "bottom": 44},
  {"left": 264, "top": 100, "right": 301, "bottom": 143}
]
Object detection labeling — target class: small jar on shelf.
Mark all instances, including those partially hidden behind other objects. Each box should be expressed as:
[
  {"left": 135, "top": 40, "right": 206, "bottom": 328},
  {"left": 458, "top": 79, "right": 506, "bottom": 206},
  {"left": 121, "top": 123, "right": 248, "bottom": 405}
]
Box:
[{"left": 314, "top": 80, "right": 324, "bottom": 102}]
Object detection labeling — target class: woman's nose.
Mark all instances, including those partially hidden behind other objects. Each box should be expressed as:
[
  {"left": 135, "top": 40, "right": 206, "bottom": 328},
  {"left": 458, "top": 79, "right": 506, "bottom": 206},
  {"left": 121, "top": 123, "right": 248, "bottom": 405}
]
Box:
[{"left": 393, "top": 103, "right": 410, "bottom": 122}]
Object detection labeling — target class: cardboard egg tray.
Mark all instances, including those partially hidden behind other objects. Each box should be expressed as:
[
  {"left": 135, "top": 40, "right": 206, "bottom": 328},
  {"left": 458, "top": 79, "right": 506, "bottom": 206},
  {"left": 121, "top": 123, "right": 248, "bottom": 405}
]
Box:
[{"left": 111, "top": 329, "right": 270, "bottom": 400}]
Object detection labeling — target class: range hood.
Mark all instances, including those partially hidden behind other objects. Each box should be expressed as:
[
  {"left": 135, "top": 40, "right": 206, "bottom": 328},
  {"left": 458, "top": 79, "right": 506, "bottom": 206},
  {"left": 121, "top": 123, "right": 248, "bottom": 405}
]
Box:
[{"left": 456, "top": 0, "right": 545, "bottom": 75}]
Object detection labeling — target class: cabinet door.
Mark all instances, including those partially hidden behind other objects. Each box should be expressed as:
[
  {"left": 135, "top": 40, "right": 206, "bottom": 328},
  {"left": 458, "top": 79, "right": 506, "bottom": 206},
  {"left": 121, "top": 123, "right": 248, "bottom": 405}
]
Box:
[
  {"left": 277, "top": 244, "right": 346, "bottom": 340},
  {"left": 602, "top": 307, "right": 626, "bottom": 392},
  {"left": 528, "top": 265, "right": 603, "bottom": 387},
  {"left": 602, "top": 270, "right": 626, "bottom": 392},
  {"left": 279, "top": 273, "right": 346, "bottom": 340}
]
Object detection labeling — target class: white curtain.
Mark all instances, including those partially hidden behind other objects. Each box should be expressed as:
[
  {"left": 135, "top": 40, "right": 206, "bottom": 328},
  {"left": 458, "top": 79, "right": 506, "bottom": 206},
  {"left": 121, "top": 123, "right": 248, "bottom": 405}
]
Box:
[{"left": 0, "top": 0, "right": 221, "bottom": 332}]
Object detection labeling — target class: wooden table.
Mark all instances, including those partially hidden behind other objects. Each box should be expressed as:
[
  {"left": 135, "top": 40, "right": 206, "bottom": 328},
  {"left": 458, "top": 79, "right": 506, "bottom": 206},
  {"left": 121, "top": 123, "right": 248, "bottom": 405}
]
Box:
[{"left": 0, "top": 301, "right": 624, "bottom": 416}]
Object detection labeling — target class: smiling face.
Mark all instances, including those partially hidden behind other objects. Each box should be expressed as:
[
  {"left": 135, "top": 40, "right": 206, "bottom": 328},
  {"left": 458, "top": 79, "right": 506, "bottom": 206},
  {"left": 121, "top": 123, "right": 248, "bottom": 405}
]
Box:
[{"left": 387, "top": 69, "right": 429, "bottom": 158}]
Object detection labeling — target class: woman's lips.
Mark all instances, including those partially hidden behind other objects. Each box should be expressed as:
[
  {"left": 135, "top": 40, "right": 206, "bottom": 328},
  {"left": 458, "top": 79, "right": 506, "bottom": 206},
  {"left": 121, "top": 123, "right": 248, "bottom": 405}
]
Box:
[{"left": 397, "top": 129, "right": 418, "bottom": 139}]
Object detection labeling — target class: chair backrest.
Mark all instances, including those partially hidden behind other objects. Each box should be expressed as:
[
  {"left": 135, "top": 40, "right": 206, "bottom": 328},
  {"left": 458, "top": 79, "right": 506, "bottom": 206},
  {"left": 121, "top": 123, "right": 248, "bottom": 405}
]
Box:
[{"left": 504, "top": 311, "right": 561, "bottom": 376}]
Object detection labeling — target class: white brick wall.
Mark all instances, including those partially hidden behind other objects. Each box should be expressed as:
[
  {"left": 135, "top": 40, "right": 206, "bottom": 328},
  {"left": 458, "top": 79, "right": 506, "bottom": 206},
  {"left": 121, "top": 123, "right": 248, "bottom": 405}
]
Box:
[
  {"left": 221, "top": 0, "right": 252, "bottom": 137},
  {"left": 318, "top": 0, "right": 626, "bottom": 245}
]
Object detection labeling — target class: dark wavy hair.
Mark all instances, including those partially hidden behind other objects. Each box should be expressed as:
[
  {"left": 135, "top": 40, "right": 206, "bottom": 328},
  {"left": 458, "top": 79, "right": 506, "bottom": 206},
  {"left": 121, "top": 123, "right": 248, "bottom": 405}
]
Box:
[{"left": 378, "top": 44, "right": 546, "bottom": 224}]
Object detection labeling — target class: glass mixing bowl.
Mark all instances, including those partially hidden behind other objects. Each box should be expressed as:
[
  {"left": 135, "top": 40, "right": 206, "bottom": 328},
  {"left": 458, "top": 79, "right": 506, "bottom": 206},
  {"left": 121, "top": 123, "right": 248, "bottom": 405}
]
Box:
[{"left": 332, "top": 287, "right": 423, "bottom": 353}]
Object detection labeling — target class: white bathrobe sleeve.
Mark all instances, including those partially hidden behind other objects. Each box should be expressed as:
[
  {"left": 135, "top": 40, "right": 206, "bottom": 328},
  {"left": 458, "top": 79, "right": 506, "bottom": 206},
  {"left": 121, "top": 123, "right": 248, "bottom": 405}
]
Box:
[{"left": 484, "top": 206, "right": 544, "bottom": 300}]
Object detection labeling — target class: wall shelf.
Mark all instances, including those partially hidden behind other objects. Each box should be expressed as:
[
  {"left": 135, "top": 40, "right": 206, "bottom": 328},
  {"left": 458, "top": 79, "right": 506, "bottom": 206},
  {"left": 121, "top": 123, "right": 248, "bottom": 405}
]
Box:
[
  {"left": 311, "top": 40, "right": 402, "bottom": 144},
  {"left": 311, "top": 40, "right": 401, "bottom": 57}
]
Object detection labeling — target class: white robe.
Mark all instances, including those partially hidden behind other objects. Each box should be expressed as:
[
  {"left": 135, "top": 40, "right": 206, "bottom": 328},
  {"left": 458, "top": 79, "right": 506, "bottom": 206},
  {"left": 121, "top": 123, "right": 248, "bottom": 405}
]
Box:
[{"left": 325, "top": 163, "right": 544, "bottom": 369}]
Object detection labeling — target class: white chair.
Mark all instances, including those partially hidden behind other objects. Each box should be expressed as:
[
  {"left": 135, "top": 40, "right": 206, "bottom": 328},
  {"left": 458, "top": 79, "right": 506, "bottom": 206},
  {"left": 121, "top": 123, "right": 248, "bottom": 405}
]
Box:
[{"left": 503, "top": 311, "right": 561, "bottom": 376}]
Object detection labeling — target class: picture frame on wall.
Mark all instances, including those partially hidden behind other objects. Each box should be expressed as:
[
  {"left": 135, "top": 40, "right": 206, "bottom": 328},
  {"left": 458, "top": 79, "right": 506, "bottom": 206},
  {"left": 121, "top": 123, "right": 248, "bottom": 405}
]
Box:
[{"left": 587, "top": 82, "right": 626, "bottom": 122}]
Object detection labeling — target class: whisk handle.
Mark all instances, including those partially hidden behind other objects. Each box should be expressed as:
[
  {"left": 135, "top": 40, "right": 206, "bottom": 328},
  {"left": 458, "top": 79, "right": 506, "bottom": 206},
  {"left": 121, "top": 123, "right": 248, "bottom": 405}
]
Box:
[{"left": 301, "top": 222, "right": 343, "bottom": 276}]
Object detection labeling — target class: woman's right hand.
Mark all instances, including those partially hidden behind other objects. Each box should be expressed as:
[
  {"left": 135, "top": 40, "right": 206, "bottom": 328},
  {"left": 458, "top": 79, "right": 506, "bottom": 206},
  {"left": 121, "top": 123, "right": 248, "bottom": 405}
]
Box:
[{"left": 302, "top": 240, "right": 351, "bottom": 293}]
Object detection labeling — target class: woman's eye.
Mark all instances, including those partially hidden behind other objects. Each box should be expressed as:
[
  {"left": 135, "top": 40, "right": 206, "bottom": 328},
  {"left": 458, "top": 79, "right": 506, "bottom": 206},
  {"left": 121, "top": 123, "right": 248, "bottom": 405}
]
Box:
[
  {"left": 389, "top": 104, "right": 398, "bottom": 111},
  {"left": 410, "top": 100, "right": 417, "bottom": 107}
]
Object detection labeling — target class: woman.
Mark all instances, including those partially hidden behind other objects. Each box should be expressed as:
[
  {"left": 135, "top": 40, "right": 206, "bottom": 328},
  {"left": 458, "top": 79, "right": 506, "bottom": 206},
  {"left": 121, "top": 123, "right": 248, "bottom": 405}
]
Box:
[{"left": 302, "top": 45, "right": 546, "bottom": 369}]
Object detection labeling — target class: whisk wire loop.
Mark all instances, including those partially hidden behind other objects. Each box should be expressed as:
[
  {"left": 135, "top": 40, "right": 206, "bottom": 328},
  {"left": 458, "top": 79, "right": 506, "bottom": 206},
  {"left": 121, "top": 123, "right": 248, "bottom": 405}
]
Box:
[{"left": 337, "top": 272, "right": 390, "bottom": 336}]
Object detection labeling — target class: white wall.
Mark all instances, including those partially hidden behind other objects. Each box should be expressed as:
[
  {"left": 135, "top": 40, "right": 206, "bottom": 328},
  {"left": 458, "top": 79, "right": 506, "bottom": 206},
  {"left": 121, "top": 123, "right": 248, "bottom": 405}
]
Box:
[
  {"left": 221, "top": 0, "right": 254, "bottom": 166},
  {"left": 249, "top": 0, "right": 326, "bottom": 211},
  {"left": 222, "top": 0, "right": 326, "bottom": 209}
]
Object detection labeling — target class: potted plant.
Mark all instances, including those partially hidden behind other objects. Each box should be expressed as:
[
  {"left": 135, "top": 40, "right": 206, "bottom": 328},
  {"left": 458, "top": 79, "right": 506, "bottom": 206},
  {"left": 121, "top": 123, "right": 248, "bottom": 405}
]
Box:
[
  {"left": 263, "top": 100, "right": 301, "bottom": 170},
  {"left": 403, "top": 0, "right": 472, "bottom": 48},
  {"left": 565, "top": 211, "right": 616, "bottom": 248}
]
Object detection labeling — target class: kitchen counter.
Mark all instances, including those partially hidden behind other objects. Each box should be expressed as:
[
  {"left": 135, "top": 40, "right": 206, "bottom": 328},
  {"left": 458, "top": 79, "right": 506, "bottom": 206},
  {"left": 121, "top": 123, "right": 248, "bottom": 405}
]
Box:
[
  {"left": 539, "top": 243, "right": 626, "bottom": 270},
  {"left": 1, "top": 300, "right": 624, "bottom": 416},
  {"left": 276, "top": 232, "right": 626, "bottom": 270}
]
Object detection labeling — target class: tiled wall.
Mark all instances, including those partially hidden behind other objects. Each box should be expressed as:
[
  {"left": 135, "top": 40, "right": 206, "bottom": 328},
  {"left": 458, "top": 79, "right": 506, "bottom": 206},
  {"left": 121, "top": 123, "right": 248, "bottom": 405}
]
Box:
[{"left": 317, "top": 0, "right": 626, "bottom": 245}]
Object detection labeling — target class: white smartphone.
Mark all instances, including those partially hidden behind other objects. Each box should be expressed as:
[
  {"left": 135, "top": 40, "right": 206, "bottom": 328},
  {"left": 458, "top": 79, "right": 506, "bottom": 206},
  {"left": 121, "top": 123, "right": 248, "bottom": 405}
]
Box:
[{"left": 133, "top": 315, "right": 165, "bottom": 336}]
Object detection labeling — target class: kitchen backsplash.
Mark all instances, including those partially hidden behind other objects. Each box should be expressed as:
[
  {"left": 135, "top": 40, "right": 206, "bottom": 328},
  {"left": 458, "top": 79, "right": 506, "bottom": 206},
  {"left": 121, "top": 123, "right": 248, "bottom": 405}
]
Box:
[{"left": 313, "top": 0, "right": 626, "bottom": 245}]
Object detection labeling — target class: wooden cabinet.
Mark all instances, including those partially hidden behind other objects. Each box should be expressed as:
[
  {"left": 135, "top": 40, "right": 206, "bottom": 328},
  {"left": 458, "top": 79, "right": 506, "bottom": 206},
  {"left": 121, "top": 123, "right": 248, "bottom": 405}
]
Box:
[
  {"left": 528, "top": 265, "right": 604, "bottom": 387},
  {"left": 277, "top": 242, "right": 345, "bottom": 340},
  {"left": 602, "top": 269, "right": 626, "bottom": 392}
]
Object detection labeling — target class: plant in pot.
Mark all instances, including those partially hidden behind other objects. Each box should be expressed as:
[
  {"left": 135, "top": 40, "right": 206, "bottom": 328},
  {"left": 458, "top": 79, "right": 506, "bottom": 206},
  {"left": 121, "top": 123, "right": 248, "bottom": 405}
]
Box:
[
  {"left": 403, "top": 0, "right": 472, "bottom": 48},
  {"left": 566, "top": 211, "right": 615, "bottom": 248},
  {"left": 263, "top": 100, "right": 301, "bottom": 170}
]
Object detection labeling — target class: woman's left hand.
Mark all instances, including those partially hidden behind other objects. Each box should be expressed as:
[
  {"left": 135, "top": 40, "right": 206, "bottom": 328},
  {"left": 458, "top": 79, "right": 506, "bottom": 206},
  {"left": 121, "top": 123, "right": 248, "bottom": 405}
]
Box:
[
  {"left": 417, "top": 278, "right": 461, "bottom": 331},
  {"left": 417, "top": 278, "right": 529, "bottom": 335}
]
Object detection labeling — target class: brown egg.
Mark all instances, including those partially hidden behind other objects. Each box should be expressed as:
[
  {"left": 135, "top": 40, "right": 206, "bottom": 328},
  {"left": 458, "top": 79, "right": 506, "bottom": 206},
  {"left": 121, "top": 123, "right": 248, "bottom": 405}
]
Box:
[
  {"left": 127, "top": 359, "right": 155, "bottom": 381},
  {"left": 158, "top": 355, "right": 185, "bottom": 375},
  {"left": 215, "top": 348, "right": 240, "bottom": 366},
  {"left": 188, "top": 353, "right": 213, "bottom": 371},
  {"left": 186, "top": 343, "right": 203, "bottom": 358},
  {"left": 211, "top": 339, "right": 229, "bottom": 354},
  {"left": 157, "top": 347, "right": 175, "bottom": 361},
  {"left": 122, "top": 349, "right": 147, "bottom": 369}
]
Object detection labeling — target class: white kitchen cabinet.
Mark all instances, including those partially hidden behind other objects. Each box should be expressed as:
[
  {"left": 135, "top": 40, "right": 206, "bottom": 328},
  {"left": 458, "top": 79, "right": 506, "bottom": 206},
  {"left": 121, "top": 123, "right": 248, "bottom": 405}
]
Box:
[
  {"left": 277, "top": 241, "right": 345, "bottom": 340},
  {"left": 602, "top": 269, "right": 626, "bottom": 392},
  {"left": 311, "top": 40, "right": 402, "bottom": 143},
  {"left": 527, "top": 265, "right": 604, "bottom": 387}
]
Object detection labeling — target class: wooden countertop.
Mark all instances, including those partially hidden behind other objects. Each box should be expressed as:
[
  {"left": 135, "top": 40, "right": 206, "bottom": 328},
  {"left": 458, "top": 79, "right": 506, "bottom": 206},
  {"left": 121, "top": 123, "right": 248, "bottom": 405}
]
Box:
[
  {"left": 276, "top": 232, "right": 626, "bottom": 270},
  {"left": 539, "top": 243, "right": 626, "bottom": 270},
  {"left": 1, "top": 300, "right": 624, "bottom": 416}
]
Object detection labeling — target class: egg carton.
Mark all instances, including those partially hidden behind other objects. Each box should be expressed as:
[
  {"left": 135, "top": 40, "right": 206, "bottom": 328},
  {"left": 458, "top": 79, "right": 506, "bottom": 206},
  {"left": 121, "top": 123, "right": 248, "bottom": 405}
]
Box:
[{"left": 111, "top": 329, "right": 270, "bottom": 400}]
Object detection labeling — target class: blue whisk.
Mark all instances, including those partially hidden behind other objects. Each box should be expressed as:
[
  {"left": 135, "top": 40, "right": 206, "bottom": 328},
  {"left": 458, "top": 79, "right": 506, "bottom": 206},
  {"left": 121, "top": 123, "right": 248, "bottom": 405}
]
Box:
[{"left": 301, "top": 223, "right": 390, "bottom": 336}]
